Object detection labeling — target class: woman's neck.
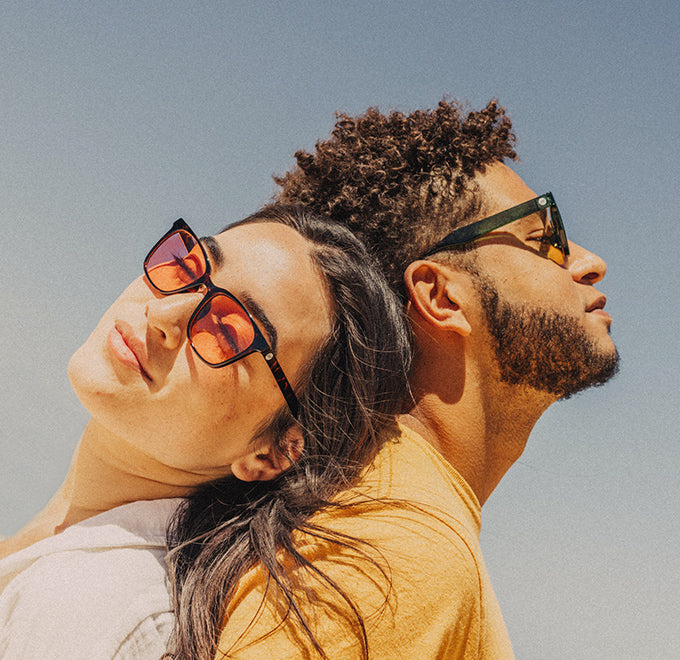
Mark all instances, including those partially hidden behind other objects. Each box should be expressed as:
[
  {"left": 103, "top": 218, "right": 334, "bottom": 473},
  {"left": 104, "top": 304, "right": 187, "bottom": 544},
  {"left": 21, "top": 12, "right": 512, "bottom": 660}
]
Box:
[{"left": 1, "top": 418, "right": 217, "bottom": 559}]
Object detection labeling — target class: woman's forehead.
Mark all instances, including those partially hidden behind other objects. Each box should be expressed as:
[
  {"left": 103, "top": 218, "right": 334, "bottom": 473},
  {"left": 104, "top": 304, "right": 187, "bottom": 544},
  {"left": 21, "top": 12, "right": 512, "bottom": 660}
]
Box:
[
  {"left": 210, "top": 222, "right": 333, "bottom": 349},
  {"left": 211, "top": 222, "right": 317, "bottom": 284}
]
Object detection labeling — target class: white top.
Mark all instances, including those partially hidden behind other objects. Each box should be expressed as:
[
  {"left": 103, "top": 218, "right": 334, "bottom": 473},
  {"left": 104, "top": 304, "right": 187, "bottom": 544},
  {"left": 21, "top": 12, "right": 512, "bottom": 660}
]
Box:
[{"left": 0, "top": 498, "right": 183, "bottom": 660}]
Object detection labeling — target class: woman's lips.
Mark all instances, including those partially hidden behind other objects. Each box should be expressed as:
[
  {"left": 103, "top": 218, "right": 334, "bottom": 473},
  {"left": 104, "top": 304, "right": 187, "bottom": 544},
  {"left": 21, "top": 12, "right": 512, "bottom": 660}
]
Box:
[{"left": 107, "top": 323, "right": 150, "bottom": 379}]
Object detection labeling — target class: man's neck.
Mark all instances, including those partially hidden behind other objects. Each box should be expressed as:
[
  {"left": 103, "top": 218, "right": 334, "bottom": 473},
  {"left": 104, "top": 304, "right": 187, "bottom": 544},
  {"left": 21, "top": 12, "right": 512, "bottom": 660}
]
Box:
[
  {"left": 400, "top": 354, "right": 553, "bottom": 506},
  {"left": 0, "top": 419, "right": 217, "bottom": 559}
]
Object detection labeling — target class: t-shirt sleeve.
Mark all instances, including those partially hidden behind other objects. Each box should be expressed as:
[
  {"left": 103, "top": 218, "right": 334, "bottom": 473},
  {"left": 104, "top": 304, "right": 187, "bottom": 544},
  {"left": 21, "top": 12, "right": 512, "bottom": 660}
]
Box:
[{"left": 215, "top": 503, "right": 485, "bottom": 660}]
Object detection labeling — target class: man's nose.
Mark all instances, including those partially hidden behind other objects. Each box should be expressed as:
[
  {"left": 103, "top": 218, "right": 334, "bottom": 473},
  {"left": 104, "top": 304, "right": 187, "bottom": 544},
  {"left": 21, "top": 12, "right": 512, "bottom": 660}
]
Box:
[{"left": 567, "top": 241, "right": 607, "bottom": 285}]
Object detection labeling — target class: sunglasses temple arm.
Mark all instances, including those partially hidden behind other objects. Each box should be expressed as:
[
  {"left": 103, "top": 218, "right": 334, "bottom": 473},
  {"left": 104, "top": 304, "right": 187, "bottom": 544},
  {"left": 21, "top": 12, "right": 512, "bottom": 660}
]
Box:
[
  {"left": 264, "top": 354, "right": 301, "bottom": 419},
  {"left": 422, "top": 197, "right": 543, "bottom": 258}
]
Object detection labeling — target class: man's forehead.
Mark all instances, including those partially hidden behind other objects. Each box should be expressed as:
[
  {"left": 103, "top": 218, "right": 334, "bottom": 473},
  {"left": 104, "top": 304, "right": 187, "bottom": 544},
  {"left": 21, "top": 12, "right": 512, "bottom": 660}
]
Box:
[{"left": 475, "top": 162, "right": 538, "bottom": 215}]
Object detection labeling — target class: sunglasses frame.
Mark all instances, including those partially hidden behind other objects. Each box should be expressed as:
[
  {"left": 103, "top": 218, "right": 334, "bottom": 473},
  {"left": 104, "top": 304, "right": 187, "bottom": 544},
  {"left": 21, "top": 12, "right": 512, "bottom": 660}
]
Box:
[
  {"left": 421, "top": 192, "right": 570, "bottom": 262},
  {"left": 144, "top": 219, "right": 300, "bottom": 419}
]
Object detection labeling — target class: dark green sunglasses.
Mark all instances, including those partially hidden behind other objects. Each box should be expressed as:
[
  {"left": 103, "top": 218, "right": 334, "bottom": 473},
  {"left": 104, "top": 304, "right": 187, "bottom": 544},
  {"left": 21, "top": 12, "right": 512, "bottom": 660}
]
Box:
[{"left": 421, "top": 192, "right": 570, "bottom": 265}]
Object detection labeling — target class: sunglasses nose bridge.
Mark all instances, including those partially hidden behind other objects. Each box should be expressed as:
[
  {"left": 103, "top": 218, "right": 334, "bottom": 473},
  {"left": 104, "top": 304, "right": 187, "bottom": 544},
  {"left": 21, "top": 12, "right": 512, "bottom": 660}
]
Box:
[{"left": 201, "top": 278, "right": 220, "bottom": 295}]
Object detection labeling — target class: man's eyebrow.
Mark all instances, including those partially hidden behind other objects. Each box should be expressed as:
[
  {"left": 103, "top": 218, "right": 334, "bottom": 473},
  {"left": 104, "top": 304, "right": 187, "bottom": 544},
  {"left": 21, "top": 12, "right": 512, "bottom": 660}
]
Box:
[
  {"left": 517, "top": 209, "right": 548, "bottom": 230},
  {"left": 201, "top": 236, "right": 224, "bottom": 269},
  {"left": 239, "top": 292, "right": 278, "bottom": 353}
]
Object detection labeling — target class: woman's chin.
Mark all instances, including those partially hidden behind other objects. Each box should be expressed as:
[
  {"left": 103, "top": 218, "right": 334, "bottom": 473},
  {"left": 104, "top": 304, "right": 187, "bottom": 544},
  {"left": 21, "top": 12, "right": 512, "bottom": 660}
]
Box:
[{"left": 67, "top": 340, "right": 121, "bottom": 415}]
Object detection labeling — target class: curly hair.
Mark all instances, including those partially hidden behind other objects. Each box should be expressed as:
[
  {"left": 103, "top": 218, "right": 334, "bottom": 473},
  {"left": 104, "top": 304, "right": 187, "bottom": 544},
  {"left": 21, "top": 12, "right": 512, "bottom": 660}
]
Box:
[{"left": 275, "top": 98, "right": 517, "bottom": 297}]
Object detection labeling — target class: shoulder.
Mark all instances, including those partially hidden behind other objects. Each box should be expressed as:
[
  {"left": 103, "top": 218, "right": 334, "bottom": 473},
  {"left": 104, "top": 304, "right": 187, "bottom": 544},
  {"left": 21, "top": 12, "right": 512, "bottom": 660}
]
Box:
[
  {"left": 219, "top": 454, "right": 486, "bottom": 658},
  {"left": 297, "top": 425, "right": 488, "bottom": 624},
  {"left": 219, "top": 513, "right": 483, "bottom": 659},
  {"left": 307, "top": 495, "right": 485, "bottom": 602},
  {"left": 21, "top": 540, "right": 169, "bottom": 593},
  {"left": 0, "top": 544, "right": 173, "bottom": 659},
  {"left": 322, "top": 423, "right": 484, "bottom": 567}
]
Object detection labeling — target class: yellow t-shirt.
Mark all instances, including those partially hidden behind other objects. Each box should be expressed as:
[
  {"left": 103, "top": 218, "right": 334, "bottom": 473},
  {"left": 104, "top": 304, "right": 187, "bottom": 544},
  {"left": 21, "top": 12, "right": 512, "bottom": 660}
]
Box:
[{"left": 216, "top": 424, "right": 514, "bottom": 659}]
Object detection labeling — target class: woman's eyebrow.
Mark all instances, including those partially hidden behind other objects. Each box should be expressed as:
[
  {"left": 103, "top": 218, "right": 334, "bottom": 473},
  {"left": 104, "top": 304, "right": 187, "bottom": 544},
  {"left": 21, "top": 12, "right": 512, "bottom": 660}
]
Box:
[
  {"left": 200, "top": 235, "right": 279, "bottom": 352},
  {"left": 239, "top": 293, "right": 279, "bottom": 353},
  {"left": 200, "top": 236, "right": 224, "bottom": 269}
]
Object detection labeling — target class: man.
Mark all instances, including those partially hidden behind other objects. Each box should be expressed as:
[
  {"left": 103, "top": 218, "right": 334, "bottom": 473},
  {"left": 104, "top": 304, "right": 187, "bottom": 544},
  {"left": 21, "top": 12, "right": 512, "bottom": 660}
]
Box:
[{"left": 216, "top": 100, "right": 618, "bottom": 658}]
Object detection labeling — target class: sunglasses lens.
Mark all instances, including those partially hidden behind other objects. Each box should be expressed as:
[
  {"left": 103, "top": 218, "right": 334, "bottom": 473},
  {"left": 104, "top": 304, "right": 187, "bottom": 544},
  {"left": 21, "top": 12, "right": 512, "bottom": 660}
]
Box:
[
  {"left": 189, "top": 295, "right": 256, "bottom": 365},
  {"left": 546, "top": 205, "right": 568, "bottom": 265},
  {"left": 145, "top": 230, "right": 207, "bottom": 292},
  {"left": 545, "top": 243, "right": 566, "bottom": 266}
]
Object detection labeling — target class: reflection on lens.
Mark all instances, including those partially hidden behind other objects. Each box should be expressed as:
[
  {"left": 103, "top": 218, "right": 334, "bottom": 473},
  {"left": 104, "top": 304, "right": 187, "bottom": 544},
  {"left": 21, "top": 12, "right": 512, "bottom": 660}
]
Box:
[
  {"left": 547, "top": 204, "right": 569, "bottom": 259},
  {"left": 145, "top": 231, "right": 206, "bottom": 292},
  {"left": 189, "top": 295, "right": 255, "bottom": 364},
  {"left": 546, "top": 244, "right": 565, "bottom": 265}
]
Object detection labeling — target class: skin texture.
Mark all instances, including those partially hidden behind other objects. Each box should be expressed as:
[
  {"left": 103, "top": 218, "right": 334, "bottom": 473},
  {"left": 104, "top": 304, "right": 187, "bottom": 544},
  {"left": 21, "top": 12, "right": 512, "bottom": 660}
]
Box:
[
  {"left": 68, "top": 221, "right": 331, "bottom": 473},
  {"left": 472, "top": 164, "right": 613, "bottom": 361},
  {"left": 0, "top": 221, "right": 333, "bottom": 557},
  {"left": 401, "top": 162, "right": 616, "bottom": 505}
]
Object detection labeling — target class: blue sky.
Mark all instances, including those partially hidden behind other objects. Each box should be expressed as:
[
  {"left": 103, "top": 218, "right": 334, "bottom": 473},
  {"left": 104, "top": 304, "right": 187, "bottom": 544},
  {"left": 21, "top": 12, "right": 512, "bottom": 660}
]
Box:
[{"left": 1, "top": 2, "right": 679, "bottom": 657}]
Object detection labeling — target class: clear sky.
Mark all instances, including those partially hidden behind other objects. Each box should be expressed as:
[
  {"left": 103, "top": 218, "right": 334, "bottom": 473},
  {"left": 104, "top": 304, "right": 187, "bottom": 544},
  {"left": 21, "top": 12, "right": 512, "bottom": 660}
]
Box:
[{"left": 1, "top": 1, "right": 678, "bottom": 658}]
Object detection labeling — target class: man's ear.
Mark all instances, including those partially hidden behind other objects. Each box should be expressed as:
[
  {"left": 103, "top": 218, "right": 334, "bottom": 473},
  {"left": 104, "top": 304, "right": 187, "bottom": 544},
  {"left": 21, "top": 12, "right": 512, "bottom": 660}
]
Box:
[
  {"left": 404, "top": 260, "right": 472, "bottom": 337},
  {"left": 231, "top": 426, "right": 304, "bottom": 482}
]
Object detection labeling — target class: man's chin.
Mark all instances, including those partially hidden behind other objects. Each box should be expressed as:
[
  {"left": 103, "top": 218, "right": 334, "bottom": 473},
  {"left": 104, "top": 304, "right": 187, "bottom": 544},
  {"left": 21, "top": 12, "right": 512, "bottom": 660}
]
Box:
[
  {"left": 557, "top": 346, "right": 620, "bottom": 401},
  {"left": 479, "top": 280, "right": 621, "bottom": 399}
]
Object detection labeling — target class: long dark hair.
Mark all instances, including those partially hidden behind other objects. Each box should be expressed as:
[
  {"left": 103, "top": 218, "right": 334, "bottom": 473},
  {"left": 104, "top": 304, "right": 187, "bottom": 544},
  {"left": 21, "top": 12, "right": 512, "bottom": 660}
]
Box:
[{"left": 165, "top": 205, "right": 411, "bottom": 659}]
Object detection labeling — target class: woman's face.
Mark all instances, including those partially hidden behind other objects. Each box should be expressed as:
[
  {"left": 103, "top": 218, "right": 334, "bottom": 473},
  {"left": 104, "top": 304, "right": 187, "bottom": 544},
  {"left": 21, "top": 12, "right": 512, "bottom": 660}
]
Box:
[{"left": 68, "top": 221, "right": 333, "bottom": 475}]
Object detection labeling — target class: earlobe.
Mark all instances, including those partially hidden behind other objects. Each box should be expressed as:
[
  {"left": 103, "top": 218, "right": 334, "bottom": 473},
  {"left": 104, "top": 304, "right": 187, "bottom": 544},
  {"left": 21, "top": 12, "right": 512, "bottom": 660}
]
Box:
[
  {"left": 404, "top": 260, "right": 472, "bottom": 337},
  {"left": 231, "top": 427, "right": 304, "bottom": 482},
  {"left": 230, "top": 452, "right": 280, "bottom": 482}
]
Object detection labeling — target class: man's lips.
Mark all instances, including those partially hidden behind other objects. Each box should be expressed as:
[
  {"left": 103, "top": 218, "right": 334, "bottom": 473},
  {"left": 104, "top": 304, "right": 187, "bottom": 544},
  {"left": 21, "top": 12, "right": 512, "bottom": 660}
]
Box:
[
  {"left": 586, "top": 295, "right": 612, "bottom": 324},
  {"left": 107, "top": 322, "right": 151, "bottom": 380},
  {"left": 586, "top": 295, "right": 607, "bottom": 313}
]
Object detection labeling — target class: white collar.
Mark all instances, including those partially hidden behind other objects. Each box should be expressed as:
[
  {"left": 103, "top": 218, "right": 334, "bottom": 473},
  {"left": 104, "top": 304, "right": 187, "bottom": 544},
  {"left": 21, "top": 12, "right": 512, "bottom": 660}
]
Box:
[{"left": 0, "top": 498, "right": 183, "bottom": 582}]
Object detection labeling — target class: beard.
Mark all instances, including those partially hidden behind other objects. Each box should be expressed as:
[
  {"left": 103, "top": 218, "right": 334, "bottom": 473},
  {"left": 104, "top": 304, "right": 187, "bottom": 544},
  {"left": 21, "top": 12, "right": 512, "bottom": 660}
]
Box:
[{"left": 476, "top": 279, "right": 619, "bottom": 399}]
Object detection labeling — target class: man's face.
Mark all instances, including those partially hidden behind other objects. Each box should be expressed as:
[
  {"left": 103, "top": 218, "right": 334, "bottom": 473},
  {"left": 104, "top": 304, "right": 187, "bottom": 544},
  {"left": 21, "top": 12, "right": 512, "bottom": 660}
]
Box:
[
  {"left": 469, "top": 163, "right": 618, "bottom": 398},
  {"left": 476, "top": 276, "right": 619, "bottom": 398}
]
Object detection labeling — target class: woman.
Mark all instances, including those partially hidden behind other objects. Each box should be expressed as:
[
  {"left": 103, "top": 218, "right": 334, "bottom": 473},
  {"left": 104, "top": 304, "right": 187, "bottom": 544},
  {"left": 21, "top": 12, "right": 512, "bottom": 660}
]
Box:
[{"left": 0, "top": 205, "right": 410, "bottom": 659}]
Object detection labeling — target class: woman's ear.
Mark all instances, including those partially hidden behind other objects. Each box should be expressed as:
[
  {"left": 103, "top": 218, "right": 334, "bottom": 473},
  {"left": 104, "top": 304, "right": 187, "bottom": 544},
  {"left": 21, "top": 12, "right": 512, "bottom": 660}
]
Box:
[
  {"left": 231, "top": 426, "right": 304, "bottom": 482},
  {"left": 404, "top": 260, "right": 472, "bottom": 337}
]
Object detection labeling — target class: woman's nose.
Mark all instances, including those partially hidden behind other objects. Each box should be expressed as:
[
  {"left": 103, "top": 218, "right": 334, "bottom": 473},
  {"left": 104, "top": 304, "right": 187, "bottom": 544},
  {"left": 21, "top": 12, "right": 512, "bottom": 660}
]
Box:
[
  {"left": 567, "top": 240, "right": 607, "bottom": 285},
  {"left": 145, "top": 293, "right": 203, "bottom": 350}
]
